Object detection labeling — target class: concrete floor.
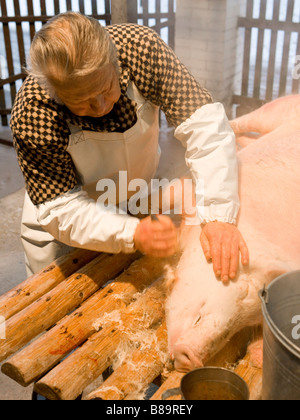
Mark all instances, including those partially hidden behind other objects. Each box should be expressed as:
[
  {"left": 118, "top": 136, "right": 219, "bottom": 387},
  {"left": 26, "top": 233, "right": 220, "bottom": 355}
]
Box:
[
  {"left": 0, "top": 120, "right": 186, "bottom": 400},
  {"left": 0, "top": 127, "right": 33, "bottom": 400}
]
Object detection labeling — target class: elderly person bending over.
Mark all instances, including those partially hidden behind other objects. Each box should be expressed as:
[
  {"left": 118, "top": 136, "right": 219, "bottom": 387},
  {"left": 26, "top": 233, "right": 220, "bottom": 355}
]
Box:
[{"left": 11, "top": 12, "right": 249, "bottom": 279}]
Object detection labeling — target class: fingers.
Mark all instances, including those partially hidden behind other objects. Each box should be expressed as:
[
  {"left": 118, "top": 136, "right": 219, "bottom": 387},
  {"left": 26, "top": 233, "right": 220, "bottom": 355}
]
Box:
[
  {"left": 134, "top": 215, "right": 178, "bottom": 258},
  {"left": 221, "top": 241, "right": 231, "bottom": 283},
  {"left": 210, "top": 236, "right": 222, "bottom": 278},
  {"left": 200, "top": 232, "right": 212, "bottom": 262},
  {"left": 240, "top": 237, "right": 250, "bottom": 266},
  {"left": 201, "top": 222, "right": 250, "bottom": 283},
  {"left": 220, "top": 237, "right": 247, "bottom": 283},
  {"left": 151, "top": 216, "right": 178, "bottom": 257},
  {"left": 228, "top": 241, "right": 240, "bottom": 281}
]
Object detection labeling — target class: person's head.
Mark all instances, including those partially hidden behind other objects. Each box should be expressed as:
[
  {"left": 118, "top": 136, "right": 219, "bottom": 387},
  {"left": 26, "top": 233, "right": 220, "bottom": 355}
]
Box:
[{"left": 28, "top": 12, "right": 121, "bottom": 117}]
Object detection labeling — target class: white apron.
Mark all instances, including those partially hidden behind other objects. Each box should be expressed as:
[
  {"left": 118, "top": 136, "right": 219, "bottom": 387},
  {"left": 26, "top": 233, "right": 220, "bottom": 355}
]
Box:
[{"left": 21, "top": 83, "right": 160, "bottom": 276}]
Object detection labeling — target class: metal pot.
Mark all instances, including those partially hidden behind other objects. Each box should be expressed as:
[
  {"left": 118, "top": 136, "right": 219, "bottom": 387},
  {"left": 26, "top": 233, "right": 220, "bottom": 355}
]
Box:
[{"left": 162, "top": 367, "right": 249, "bottom": 401}]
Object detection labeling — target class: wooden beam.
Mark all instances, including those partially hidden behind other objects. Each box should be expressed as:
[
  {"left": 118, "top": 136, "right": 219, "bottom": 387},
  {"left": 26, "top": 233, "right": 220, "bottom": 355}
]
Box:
[
  {"left": 34, "top": 277, "right": 167, "bottom": 400},
  {"left": 85, "top": 322, "right": 168, "bottom": 400},
  {"left": 0, "top": 73, "right": 27, "bottom": 88},
  {"left": 2, "top": 256, "right": 167, "bottom": 387},
  {"left": 232, "top": 95, "right": 266, "bottom": 109},
  {"left": 238, "top": 16, "right": 300, "bottom": 33},
  {"left": 0, "top": 249, "right": 99, "bottom": 321},
  {"left": 0, "top": 15, "right": 110, "bottom": 24},
  {"left": 0, "top": 252, "right": 138, "bottom": 363}
]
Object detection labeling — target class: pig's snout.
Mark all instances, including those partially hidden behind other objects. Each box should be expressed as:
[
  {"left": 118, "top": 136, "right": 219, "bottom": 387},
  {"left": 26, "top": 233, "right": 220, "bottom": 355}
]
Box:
[{"left": 173, "top": 343, "right": 204, "bottom": 372}]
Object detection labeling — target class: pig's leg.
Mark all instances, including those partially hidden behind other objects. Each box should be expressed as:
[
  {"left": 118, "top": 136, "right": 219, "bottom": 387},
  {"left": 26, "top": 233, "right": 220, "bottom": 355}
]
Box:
[
  {"left": 248, "top": 338, "right": 263, "bottom": 369},
  {"left": 230, "top": 110, "right": 263, "bottom": 136},
  {"left": 236, "top": 133, "right": 261, "bottom": 150},
  {"left": 231, "top": 95, "right": 300, "bottom": 135}
]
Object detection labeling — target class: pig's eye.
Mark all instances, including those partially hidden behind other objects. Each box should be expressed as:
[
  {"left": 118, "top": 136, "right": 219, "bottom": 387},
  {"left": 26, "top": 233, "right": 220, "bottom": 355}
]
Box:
[{"left": 193, "top": 314, "right": 202, "bottom": 326}]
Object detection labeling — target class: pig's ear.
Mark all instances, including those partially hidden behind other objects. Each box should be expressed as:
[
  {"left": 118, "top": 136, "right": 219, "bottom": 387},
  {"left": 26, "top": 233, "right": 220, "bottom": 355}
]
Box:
[{"left": 263, "top": 262, "right": 290, "bottom": 285}]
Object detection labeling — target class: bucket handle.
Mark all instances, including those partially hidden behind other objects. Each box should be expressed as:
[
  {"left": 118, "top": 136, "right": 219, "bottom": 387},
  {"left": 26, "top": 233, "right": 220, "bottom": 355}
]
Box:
[
  {"left": 162, "top": 387, "right": 181, "bottom": 400},
  {"left": 259, "top": 284, "right": 269, "bottom": 304},
  {"left": 259, "top": 283, "right": 300, "bottom": 360}
]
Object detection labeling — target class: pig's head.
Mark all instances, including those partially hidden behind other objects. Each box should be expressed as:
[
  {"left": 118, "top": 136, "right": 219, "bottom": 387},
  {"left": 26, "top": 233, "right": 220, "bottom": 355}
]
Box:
[
  {"left": 166, "top": 221, "right": 294, "bottom": 372},
  {"left": 166, "top": 243, "right": 269, "bottom": 372},
  {"left": 171, "top": 281, "right": 259, "bottom": 372}
]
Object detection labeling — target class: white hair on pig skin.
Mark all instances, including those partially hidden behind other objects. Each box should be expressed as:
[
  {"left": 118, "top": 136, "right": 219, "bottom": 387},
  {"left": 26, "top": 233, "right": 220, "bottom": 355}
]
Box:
[
  {"left": 95, "top": 323, "right": 172, "bottom": 401},
  {"left": 86, "top": 262, "right": 179, "bottom": 400}
]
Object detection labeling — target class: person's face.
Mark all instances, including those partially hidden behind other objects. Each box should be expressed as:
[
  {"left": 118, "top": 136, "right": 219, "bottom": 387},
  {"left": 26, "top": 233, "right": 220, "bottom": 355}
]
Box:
[{"left": 56, "top": 64, "right": 121, "bottom": 118}]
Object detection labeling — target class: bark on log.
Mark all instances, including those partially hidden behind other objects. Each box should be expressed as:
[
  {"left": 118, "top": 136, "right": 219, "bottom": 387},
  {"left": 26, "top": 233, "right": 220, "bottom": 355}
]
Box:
[
  {"left": 0, "top": 253, "right": 138, "bottom": 363},
  {"left": 0, "top": 249, "right": 99, "bottom": 320},
  {"left": 234, "top": 328, "right": 263, "bottom": 400},
  {"left": 85, "top": 322, "right": 168, "bottom": 400},
  {"left": 234, "top": 352, "right": 262, "bottom": 400},
  {"left": 2, "top": 256, "right": 168, "bottom": 386},
  {"left": 151, "top": 371, "right": 184, "bottom": 401},
  {"left": 34, "top": 277, "right": 168, "bottom": 400}
]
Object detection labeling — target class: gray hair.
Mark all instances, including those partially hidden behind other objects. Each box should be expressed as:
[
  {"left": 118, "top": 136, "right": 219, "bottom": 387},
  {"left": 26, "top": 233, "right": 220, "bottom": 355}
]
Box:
[{"left": 27, "top": 12, "right": 119, "bottom": 100}]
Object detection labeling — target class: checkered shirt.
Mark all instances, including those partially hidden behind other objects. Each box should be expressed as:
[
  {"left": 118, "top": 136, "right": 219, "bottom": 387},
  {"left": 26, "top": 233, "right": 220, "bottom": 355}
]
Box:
[{"left": 11, "top": 24, "right": 213, "bottom": 205}]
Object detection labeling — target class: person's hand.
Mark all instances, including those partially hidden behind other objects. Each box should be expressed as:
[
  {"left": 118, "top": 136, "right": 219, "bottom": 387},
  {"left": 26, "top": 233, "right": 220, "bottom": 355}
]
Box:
[
  {"left": 134, "top": 215, "right": 178, "bottom": 258},
  {"left": 200, "top": 221, "right": 249, "bottom": 282}
]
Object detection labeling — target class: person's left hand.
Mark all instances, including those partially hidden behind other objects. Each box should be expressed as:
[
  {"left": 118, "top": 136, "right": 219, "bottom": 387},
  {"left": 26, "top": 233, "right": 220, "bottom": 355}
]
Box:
[{"left": 200, "top": 221, "right": 249, "bottom": 282}]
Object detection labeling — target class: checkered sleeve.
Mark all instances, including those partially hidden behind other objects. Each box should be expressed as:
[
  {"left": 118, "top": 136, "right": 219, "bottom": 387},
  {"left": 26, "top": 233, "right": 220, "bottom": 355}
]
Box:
[
  {"left": 11, "top": 25, "right": 213, "bottom": 207},
  {"left": 109, "top": 24, "right": 213, "bottom": 127},
  {"left": 11, "top": 78, "right": 77, "bottom": 205}
]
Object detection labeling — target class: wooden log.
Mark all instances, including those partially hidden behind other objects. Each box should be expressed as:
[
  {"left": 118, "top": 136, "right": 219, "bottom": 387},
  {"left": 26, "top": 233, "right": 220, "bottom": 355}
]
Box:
[
  {"left": 234, "top": 352, "right": 262, "bottom": 400},
  {"left": 2, "top": 256, "right": 169, "bottom": 387},
  {"left": 0, "top": 249, "right": 99, "bottom": 320},
  {"left": 0, "top": 253, "right": 138, "bottom": 363},
  {"left": 234, "top": 328, "right": 263, "bottom": 400},
  {"left": 151, "top": 371, "right": 184, "bottom": 401},
  {"left": 151, "top": 327, "right": 252, "bottom": 400},
  {"left": 85, "top": 322, "right": 168, "bottom": 400},
  {"left": 34, "top": 277, "right": 168, "bottom": 400}
]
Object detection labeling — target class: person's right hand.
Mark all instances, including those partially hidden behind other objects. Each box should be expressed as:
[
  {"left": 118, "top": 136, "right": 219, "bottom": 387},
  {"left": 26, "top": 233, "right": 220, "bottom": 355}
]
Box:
[{"left": 134, "top": 215, "right": 178, "bottom": 258}]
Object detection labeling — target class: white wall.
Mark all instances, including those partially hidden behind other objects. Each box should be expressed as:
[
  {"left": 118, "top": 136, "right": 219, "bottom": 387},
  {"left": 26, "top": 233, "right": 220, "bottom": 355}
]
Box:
[{"left": 175, "top": 0, "right": 242, "bottom": 114}]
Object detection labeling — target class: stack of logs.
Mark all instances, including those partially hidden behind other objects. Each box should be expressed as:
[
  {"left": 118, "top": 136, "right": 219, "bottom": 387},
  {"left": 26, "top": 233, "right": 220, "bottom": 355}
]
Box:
[{"left": 0, "top": 249, "right": 262, "bottom": 400}]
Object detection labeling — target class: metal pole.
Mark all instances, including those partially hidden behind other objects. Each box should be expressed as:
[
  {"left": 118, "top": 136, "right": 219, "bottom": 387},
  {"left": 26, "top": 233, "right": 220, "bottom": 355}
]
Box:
[
  {"left": 111, "top": 0, "right": 128, "bottom": 24},
  {"left": 127, "top": 0, "right": 138, "bottom": 23}
]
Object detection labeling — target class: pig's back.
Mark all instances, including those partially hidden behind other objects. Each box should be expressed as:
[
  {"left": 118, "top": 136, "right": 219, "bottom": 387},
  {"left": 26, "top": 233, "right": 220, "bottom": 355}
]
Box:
[{"left": 238, "top": 131, "right": 300, "bottom": 262}]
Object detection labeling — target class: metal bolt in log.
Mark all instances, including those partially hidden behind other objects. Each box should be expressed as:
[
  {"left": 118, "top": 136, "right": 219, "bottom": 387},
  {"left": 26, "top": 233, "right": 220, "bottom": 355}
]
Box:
[{"left": 2, "top": 256, "right": 169, "bottom": 387}]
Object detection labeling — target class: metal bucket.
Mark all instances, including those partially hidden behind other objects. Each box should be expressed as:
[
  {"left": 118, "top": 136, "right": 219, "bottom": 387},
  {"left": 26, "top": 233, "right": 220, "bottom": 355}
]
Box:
[
  {"left": 162, "top": 367, "right": 250, "bottom": 400},
  {"left": 259, "top": 270, "right": 300, "bottom": 400}
]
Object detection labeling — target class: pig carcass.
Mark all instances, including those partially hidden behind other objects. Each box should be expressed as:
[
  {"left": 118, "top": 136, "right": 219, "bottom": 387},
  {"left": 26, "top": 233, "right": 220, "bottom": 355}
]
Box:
[{"left": 166, "top": 95, "right": 300, "bottom": 372}]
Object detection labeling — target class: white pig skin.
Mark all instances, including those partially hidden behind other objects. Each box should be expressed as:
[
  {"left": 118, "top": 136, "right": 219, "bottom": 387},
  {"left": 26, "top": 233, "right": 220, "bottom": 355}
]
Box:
[{"left": 166, "top": 95, "right": 300, "bottom": 372}]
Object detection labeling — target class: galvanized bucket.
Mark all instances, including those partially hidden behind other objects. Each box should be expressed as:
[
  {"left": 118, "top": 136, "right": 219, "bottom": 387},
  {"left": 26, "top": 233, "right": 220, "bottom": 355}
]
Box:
[
  {"left": 162, "top": 367, "right": 250, "bottom": 401},
  {"left": 259, "top": 270, "right": 300, "bottom": 400}
]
